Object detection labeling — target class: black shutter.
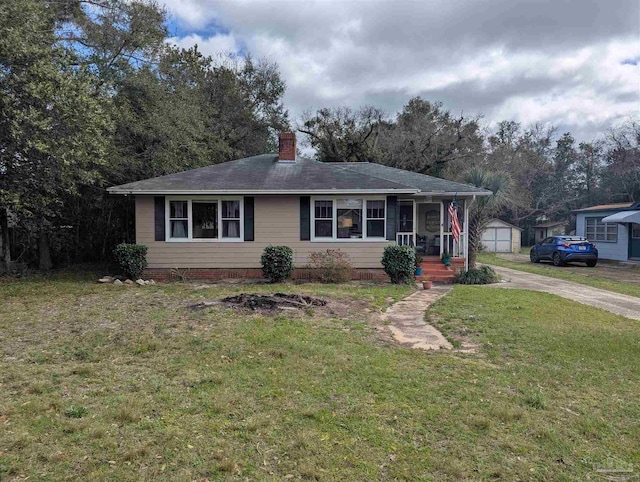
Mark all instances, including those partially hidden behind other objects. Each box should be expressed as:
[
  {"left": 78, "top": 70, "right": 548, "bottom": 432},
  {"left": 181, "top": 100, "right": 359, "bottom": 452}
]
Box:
[
  {"left": 300, "top": 196, "right": 311, "bottom": 240},
  {"left": 244, "top": 197, "right": 255, "bottom": 241},
  {"left": 154, "top": 196, "right": 165, "bottom": 241},
  {"left": 386, "top": 195, "right": 397, "bottom": 241}
]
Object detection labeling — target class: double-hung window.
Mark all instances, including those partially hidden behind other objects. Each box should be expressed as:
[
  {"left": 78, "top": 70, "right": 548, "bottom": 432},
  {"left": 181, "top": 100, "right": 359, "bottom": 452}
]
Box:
[
  {"left": 169, "top": 201, "right": 189, "bottom": 239},
  {"left": 366, "top": 200, "right": 385, "bottom": 238},
  {"left": 221, "top": 200, "right": 241, "bottom": 238},
  {"left": 585, "top": 217, "right": 617, "bottom": 242},
  {"left": 314, "top": 200, "right": 333, "bottom": 238},
  {"left": 167, "top": 198, "right": 243, "bottom": 241},
  {"left": 311, "top": 197, "right": 386, "bottom": 240}
]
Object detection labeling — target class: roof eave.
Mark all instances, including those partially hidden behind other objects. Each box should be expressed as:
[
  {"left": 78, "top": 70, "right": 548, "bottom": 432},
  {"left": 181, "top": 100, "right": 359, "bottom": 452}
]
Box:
[
  {"left": 106, "top": 188, "right": 421, "bottom": 195},
  {"left": 572, "top": 207, "right": 633, "bottom": 213},
  {"left": 410, "top": 190, "right": 492, "bottom": 197}
]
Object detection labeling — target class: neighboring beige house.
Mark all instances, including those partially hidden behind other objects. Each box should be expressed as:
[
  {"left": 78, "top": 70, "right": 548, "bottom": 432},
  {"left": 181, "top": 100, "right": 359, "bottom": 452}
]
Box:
[
  {"left": 108, "top": 133, "right": 491, "bottom": 279},
  {"left": 533, "top": 221, "right": 566, "bottom": 244},
  {"left": 481, "top": 219, "right": 522, "bottom": 253}
]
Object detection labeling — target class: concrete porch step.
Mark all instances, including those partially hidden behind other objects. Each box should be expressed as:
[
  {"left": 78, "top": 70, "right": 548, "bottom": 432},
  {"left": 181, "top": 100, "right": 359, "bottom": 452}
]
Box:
[{"left": 419, "top": 266, "right": 458, "bottom": 272}]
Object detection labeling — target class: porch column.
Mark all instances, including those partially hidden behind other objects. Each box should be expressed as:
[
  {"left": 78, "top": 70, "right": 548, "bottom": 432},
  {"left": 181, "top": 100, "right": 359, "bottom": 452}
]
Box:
[
  {"left": 412, "top": 200, "right": 417, "bottom": 248},
  {"left": 439, "top": 201, "right": 444, "bottom": 257},
  {"left": 464, "top": 200, "right": 470, "bottom": 271}
]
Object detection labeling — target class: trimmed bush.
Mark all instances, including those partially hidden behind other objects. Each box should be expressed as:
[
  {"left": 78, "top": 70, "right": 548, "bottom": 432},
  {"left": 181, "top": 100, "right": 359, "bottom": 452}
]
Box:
[
  {"left": 261, "top": 245, "right": 294, "bottom": 283},
  {"left": 381, "top": 245, "right": 415, "bottom": 284},
  {"left": 454, "top": 266, "right": 499, "bottom": 285},
  {"left": 306, "top": 249, "right": 353, "bottom": 283},
  {"left": 113, "top": 243, "right": 148, "bottom": 280}
]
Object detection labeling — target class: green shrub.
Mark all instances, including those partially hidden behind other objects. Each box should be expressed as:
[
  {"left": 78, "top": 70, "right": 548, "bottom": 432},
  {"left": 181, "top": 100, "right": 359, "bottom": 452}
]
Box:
[
  {"left": 381, "top": 245, "right": 415, "bottom": 284},
  {"left": 454, "top": 266, "right": 499, "bottom": 285},
  {"left": 113, "top": 243, "right": 148, "bottom": 280},
  {"left": 306, "top": 249, "right": 353, "bottom": 283},
  {"left": 261, "top": 246, "right": 294, "bottom": 283}
]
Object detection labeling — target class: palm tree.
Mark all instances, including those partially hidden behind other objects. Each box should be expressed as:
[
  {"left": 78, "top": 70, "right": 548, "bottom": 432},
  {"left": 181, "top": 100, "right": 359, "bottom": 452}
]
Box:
[{"left": 463, "top": 168, "right": 512, "bottom": 268}]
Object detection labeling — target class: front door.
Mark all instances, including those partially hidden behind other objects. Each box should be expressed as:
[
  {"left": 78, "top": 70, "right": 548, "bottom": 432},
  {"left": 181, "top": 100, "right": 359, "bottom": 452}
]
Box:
[
  {"left": 396, "top": 201, "right": 415, "bottom": 246},
  {"left": 398, "top": 202, "right": 414, "bottom": 233},
  {"left": 631, "top": 224, "right": 640, "bottom": 259}
]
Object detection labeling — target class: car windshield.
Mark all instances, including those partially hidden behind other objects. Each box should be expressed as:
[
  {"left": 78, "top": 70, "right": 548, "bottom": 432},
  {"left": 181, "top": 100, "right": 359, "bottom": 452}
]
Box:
[{"left": 559, "top": 237, "right": 588, "bottom": 244}]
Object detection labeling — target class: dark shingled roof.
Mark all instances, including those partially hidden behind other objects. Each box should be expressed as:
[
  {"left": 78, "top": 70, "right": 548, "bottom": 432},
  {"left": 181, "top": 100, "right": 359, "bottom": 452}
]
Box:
[
  {"left": 573, "top": 202, "right": 634, "bottom": 212},
  {"left": 336, "top": 162, "right": 490, "bottom": 194},
  {"left": 108, "top": 155, "right": 492, "bottom": 195}
]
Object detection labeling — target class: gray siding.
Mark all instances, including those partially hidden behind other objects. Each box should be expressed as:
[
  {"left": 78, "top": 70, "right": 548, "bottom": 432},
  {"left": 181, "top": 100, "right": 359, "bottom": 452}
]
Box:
[{"left": 576, "top": 211, "right": 628, "bottom": 261}]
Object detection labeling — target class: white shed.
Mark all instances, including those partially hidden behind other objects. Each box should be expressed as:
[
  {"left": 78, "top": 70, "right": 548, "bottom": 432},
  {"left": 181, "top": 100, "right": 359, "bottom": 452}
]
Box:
[{"left": 481, "top": 219, "right": 522, "bottom": 253}]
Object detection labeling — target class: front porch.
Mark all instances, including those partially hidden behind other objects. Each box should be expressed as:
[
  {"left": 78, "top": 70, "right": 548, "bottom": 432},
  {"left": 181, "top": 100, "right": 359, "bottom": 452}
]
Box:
[{"left": 394, "top": 196, "right": 471, "bottom": 271}]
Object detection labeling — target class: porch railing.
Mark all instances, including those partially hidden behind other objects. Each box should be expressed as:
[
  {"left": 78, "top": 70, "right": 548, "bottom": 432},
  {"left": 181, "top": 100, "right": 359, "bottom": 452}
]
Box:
[
  {"left": 443, "top": 232, "right": 466, "bottom": 258},
  {"left": 396, "top": 232, "right": 415, "bottom": 247}
]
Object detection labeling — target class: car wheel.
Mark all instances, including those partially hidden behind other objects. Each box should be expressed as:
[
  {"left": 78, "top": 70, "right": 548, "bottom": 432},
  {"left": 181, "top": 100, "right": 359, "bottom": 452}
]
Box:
[
  {"left": 552, "top": 252, "right": 564, "bottom": 267},
  {"left": 586, "top": 260, "right": 597, "bottom": 267},
  {"left": 530, "top": 251, "right": 540, "bottom": 263}
]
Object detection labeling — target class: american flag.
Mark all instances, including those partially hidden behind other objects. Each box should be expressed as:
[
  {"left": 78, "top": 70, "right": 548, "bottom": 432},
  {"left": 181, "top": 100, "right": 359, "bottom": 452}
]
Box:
[{"left": 448, "top": 202, "right": 461, "bottom": 244}]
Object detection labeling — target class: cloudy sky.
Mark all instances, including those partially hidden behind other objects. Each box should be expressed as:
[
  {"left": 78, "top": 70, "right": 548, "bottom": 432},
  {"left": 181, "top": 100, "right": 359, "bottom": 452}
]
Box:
[{"left": 163, "top": 0, "right": 639, "bottom": 143}]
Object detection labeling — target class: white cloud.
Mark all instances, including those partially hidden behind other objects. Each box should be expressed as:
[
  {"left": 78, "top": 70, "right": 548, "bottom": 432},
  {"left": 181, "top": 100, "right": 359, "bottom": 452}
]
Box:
[
  {"left": 167, "top": 33, "right": 240, "bottom": 58},
  {"left": 161, "top": 0, "right": 640, "bottom": 141}
]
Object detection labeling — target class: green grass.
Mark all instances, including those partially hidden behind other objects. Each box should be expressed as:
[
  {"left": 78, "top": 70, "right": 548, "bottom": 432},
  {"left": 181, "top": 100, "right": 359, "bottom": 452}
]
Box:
[
  {"left": 1, "top": 273, "right": 639, "bottom": 480},
  {"left": 478, "top": 252, "right": 640, "bottom": 298}
]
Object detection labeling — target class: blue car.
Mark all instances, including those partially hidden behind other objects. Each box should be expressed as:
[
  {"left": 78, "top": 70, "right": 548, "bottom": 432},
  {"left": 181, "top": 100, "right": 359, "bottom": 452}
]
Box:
[{"left": 530, "top": 236, "right": 598, "bottom": 267}]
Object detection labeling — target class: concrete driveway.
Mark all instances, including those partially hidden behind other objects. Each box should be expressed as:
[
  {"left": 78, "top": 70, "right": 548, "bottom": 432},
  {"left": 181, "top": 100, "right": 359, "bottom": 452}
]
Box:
[
  {"left": 488, "top": 265, "right": 640, "bottom": 320},
  {"left": 496, "top": 253, "right": 640, "bottom": 284}
]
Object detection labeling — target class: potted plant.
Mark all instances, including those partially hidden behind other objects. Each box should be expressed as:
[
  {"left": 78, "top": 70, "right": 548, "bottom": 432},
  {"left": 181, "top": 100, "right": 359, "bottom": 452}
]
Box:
[
  {"left": 441, "top": 251, "right": 451, "bottom": 268},
  {"left": 414, "top": 253, "right": 423, "bottom": 276},
  {"left": 422, "top": 276, "right": 432, "bottom": 290}
]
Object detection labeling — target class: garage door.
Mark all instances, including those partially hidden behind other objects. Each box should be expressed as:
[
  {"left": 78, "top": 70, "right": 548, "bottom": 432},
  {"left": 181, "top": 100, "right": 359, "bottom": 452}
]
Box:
[{"left": 481, "top": 227, "right": 512, "bottom": 253}]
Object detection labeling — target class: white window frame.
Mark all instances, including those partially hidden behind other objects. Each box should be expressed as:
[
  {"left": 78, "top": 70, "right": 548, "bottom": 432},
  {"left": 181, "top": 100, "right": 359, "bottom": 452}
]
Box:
[
  {"left": 366, "top": 199, "right": 386, "bottom": 239},
  {"left": 165, "top": 197, "right": 244, "bottom": 242},
  {"left": 220, "top": 199, "right": 242, "bottom": 240},
  {"left": 313, "top": 199, "right": 334, "bottom": 239},
  {"left": 310, "top": 196, "right": 386, "bottom": 242},
  {"left": 585, "top": 217, "right": 617, "bottom": 243},
  {"left": 168, "top": 199, "right": 190, "bottom": 240}
]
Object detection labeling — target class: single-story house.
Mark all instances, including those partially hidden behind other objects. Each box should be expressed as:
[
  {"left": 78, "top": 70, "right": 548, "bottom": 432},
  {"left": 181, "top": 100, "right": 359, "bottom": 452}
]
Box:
[
  {"left": 481, "top": 219, "right": 522, "bottom": 253},
  {"left": 107, "top": 133, "right": 492, "bottom": 279},
  {"left": 533, "top": 221, "right": 566, "bottom": 243},
  {"left": 574, "top": 202, "right": 640, "bottom": 261}
]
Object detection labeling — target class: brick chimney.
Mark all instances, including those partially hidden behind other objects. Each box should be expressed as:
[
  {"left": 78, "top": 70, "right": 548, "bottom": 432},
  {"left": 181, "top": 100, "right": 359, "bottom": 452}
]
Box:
[{"left": 278, "top": 132, "right": 296, "bottom": 162}]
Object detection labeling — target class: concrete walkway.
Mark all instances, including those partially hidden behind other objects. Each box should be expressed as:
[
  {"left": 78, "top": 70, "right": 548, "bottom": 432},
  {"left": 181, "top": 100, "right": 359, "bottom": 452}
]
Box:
[
  {"left": 488, "top": 265, "right": 640, "bottom": 320},
  {"left": 383, "top": 286, "right": 453, "bottom": 350}
]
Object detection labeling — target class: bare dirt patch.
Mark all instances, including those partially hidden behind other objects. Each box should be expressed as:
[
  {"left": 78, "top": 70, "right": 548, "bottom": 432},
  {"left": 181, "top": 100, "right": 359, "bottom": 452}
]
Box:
[{"left": 189, "top": 293, "right": 327, "bottom": 311}]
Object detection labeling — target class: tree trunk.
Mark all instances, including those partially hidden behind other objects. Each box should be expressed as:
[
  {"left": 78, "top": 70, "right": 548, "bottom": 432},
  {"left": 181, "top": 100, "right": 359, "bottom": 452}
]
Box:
[
  {"left": 0, "top": 208, "right": 10, "bottom": 274},
  {"left": 39, "top": 228, "right": 53, "bottom": 270},
  {"left": 468, "top": 247, "right": 478, "bottom": 269}
]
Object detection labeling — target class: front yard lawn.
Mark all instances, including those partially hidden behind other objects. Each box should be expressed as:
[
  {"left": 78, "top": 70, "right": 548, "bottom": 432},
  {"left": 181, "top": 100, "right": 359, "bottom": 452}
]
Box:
[
  {"left": 479, "top": 252, "right": 640, "bottom": 298},
  {"left": 1, "top": 273, "right": 639, "bottom": 480}
]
